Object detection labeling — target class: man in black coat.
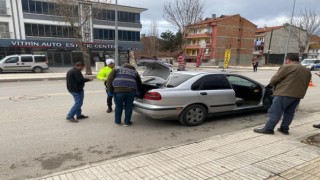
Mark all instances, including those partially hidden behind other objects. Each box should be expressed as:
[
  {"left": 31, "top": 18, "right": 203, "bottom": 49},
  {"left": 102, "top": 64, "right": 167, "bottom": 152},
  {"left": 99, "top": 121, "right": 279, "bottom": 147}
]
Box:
[{"left": 66, "top": 62, "right": 93, "bottom": 123}]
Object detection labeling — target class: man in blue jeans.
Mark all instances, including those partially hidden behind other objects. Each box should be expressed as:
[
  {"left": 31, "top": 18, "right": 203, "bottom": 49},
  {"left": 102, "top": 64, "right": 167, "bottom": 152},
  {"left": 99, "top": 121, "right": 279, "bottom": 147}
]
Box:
[
  {"left": 107, "top": 63, "right": 142, "bottom": 126},
  {"left": 66, "top": 62, "right": 93, "bottom": 123},
  {"left": 254, "top": 54, "right": 311, "bottom": 135}
]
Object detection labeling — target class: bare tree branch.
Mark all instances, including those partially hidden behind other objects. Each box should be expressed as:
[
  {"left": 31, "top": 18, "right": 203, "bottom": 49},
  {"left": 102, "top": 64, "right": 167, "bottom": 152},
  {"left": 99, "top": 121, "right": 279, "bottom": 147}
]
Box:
[
  {"left": 163, "top": 0, "right": 204, "bottom": 53},
  {"left": 55, "top": 0, "right": 111, "bottom": 75},
  {"left": 290, "top": 8, "right": 320, "bottom": 56}
]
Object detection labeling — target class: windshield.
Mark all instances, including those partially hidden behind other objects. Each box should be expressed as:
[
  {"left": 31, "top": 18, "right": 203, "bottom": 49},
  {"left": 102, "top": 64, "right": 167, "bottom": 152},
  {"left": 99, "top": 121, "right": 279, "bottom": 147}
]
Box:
[
  {"left": 0, "top": 57, "right": 6, "bottom": 63},
  {"left": 165, "top": 74, "right": 194, "bottom": 88}
]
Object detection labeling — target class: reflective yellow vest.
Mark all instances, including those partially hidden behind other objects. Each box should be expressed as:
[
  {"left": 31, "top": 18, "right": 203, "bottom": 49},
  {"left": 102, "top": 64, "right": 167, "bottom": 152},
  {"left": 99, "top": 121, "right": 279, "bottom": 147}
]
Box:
[{"left": 96, "top": 66, "right": 113, "bottom": 81}]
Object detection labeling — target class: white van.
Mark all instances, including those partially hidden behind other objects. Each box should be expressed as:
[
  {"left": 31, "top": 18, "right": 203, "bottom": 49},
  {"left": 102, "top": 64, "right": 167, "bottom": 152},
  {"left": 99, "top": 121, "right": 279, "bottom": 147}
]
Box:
[
  {"left": 0, "top": 54, "right": 49, "bottom": 73},
  {"left": 300, "top": 59, "right": 320, "bottom": 70}
]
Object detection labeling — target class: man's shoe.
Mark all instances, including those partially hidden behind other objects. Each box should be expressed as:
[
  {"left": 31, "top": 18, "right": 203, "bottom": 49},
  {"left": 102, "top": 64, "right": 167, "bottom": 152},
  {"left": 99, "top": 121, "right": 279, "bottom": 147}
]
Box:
[
  {"left": 66, "top": 117, "right": 79, "bottom": 123},
  {"left": 124, "top": 122, "right": 133, "bottom": 127},
  {"left": 107, "top": 107, "right": 113, "bottom": 113},
  {"left": 115, "top": 123, "right": 121, "bottom": 126},
  {"left": 253, "top": 128, "right": 274, "bottom": 134},
  {"left": 313, "top": 124, "right": 320, "bottom": 129},
  {"left": 277, "top": 128, "right": 289, "bottom": 135},
  {"left": 77, "top": 115, "right": 89, "bottom": 120}
]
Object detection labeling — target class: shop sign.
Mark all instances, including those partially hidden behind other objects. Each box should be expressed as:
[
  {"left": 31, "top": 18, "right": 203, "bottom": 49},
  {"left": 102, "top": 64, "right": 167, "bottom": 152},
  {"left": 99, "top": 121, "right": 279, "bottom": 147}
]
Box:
[{"left": 10, "top": 40, "right": 115, "bottom": 49}]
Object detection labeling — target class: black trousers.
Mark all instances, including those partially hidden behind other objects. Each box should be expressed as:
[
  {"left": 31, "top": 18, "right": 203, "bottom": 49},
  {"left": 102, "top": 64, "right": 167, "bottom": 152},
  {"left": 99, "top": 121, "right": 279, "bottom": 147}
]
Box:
[{"left": 106, "top": 88, "right": 113, "bottom": 108}]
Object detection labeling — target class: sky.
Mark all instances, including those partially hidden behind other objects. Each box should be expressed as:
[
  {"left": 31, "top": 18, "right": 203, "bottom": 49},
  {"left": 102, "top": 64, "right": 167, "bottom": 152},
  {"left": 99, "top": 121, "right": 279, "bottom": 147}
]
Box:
[{"left": 118, "top": 0, "right": 320, "bottom": 35}]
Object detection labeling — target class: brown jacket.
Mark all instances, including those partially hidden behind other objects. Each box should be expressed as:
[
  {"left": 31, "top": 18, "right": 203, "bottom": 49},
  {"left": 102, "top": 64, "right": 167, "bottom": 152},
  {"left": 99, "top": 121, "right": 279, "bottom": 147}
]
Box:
[{"left": 270, "top": 62, "right": 311, "bottom": 99}]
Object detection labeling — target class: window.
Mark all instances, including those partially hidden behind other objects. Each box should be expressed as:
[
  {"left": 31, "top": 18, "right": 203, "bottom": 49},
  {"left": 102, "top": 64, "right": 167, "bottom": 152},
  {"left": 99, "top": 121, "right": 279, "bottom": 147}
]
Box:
[
  {"left": 32, "top": 24, "right": 39, "bottom": 36},
  {"left": 51, "top": 25, "right": 57, "bottom": 37},
  {"left": 227, "top": 76, "right": 255, "bottom": 87},
  {"left": 0, "top": 22, "right": 10, "bottom": 38},
  {"left": 42, "top": 2, "right": 49, "bottom": 14},
  {"left": 44, "top": 25, "right": 51, "bottom": 36},
  {"left": 29, "top": 0, "right": 36, "bottom": 13},
  {"left": 5, "top": 57, "right": 19, "bottom": 63},
  {"left": 38, "top": 24, "right": 45, "bottom": 36},
  {"left": 93, "top": 29, "right": 99, "bottom": 39},
  {"left": 22, "top": 0, "right": 29, "bottom": 13},
  {"left": 25, "top": 24, "right": 32, "bottom": 36},
  {"left": 93, "top": 28, "right": 140, "bottom": 41},
  {"left": 93, "top": 8, "right": 140, "bottom": 23},
  {"left": 35, "top": 56, "right": 46, "bottom": 62},
  {"left": 35, "top": 1, "right": 42, "bottom": 14},
  {"left": 0, "top": 0, "right": 6, "bottom": 14},
  {"left": 21, "top": 56, "right": 33, "bottom": 62},
  {"left": 192, "top": 75, "right": 231, "bottom": 90},
  {"left": 166, "top": 74, "right": 195, "bottom": 88}
]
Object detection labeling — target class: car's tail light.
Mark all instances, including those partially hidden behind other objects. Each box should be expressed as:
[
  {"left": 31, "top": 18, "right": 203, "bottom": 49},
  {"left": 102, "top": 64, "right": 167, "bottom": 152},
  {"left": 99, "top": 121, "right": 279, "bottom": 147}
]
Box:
[
  {"left": 144, "top": 92, "right": 162, "bottom": 100},
  {"left": 45, "top": 58, "right": 48, "bottom": 65}
]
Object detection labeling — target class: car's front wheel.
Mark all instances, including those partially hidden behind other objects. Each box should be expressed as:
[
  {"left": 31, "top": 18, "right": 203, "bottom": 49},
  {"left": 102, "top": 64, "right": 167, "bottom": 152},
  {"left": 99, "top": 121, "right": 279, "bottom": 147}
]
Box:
[
  {"left": 179, "top": 104, "right": 207, "bottom": 126},
  {"left": 0, "top": 68, "right": 3, "bottom": 73},
  {"left": 33, "top": 67, "right": 43, "bottom": 73}
]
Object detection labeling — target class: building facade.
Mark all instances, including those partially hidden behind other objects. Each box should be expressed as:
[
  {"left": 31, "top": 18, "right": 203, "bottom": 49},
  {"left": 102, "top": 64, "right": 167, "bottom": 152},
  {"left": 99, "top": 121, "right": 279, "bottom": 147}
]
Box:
[
  {"left": 308, "top": 35, "right": 320, "bottom": 59},
  {"left": 185, "top": 14, "right": 256, "bottom": 66},
  {"left": 254, "top": 25, "right": 308, "bottom": 64},
  {"left": 0, "top": 0, "right": 146, "bottom": 66}
]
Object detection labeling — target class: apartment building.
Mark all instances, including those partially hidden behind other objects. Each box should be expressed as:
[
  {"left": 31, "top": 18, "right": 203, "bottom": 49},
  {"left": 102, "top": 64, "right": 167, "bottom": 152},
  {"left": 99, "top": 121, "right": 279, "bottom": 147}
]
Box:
[
  {"left": 185, "top": 14, "right": 256, "bottom": 66},
  {"left": 0, "top": 0, "right": 146, "bottom": 66},
  {"left": 254, "top": 25, "right": 308, "bottom": 64}
]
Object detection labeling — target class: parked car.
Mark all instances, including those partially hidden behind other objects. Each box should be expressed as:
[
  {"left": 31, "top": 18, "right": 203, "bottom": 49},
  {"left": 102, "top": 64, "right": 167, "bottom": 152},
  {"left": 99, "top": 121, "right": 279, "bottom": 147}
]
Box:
[
  {"left": 300, "top": 59, "right": 320, "bottom": 70},
  {"left": 134, "top": 60, "right": 273, "bottom": 126},
  {"left": 0, "top": 54, "right": 49, "bottom": 73}
]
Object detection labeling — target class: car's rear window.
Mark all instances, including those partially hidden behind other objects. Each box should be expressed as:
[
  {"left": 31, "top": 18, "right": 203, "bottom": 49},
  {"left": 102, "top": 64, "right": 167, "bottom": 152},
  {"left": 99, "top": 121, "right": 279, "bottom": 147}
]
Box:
[
  {"left": 165, "top": 74, "right": 194, "bottom": 88},
  {"left": 34, "top": 56, "right": 46, "bottom": 62}
]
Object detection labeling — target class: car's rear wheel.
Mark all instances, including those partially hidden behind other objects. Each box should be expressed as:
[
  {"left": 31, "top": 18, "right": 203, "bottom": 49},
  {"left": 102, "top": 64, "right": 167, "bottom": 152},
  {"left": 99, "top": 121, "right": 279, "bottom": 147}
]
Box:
[
  {"left": 33, "top": 67, "right": 43, "bottom": 73},
  {"left": 179, "top": 104, "right": 207, "bottom": 126},
  {"left": 0, "top": 68, "right": 3, "bottom": 73}
]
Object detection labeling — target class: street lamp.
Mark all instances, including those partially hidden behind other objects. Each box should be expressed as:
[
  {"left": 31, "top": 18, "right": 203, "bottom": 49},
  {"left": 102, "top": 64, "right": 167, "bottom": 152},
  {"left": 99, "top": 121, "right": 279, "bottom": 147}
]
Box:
[
  {"left": 284, "top": 0, "right": 296, "bottom": 64},
  {"left": 115, "top": 0, "right": 119, "bottom": 65}
]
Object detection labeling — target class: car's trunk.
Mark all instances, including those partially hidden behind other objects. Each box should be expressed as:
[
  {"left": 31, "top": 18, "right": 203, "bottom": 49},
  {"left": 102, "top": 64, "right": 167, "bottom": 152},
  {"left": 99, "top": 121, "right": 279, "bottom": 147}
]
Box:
[{"left": 137, "top": 59, "right": 172, "bottom": 99}]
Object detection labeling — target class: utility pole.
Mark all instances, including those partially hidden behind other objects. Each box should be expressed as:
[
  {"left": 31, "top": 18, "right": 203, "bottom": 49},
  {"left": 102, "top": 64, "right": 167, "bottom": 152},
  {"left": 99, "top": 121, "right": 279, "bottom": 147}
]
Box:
[
  {"left": 115, "top": 0, "right": 119, "bottom": 65},
  {"left": 284, "top": 0, "right": 296, "bottom": 64}
]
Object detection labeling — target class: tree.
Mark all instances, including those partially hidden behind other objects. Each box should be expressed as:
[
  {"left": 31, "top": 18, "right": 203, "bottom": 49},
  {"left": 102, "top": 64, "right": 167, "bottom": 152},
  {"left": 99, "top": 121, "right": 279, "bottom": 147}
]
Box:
[
  {"left": 55, "top": 0, "right": 111, "bottom": 75},
  {"left": 290, "top": 8, "right": 320, "bottom": 56},
  {"left": 143, "top": 20, "right": 160, "bottom": 58},
  {"left": 163, "top": 0, "right": 204, "bottom": 52},
  {"left": 160, "top": 30, "right": 183, "bottom": 53},
  {"left": 161, "top": 30, "right": 176, "bottom": 52}
]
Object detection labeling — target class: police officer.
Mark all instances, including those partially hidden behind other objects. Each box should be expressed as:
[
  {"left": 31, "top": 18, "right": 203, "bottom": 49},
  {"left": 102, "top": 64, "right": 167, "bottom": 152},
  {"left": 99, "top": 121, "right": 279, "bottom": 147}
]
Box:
[
  {"left": 107, "top": 63, "right": 142, "bottom": 126},
  {"left": 97, "top": 59, "right": 115, "bottom": 113}
]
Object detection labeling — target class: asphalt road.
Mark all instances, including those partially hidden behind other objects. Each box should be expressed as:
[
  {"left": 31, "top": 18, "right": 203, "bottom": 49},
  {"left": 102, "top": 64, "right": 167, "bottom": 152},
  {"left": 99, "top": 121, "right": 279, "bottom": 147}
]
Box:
[{"left": 0, "top": 70, "right": 319, "bottom": 180}]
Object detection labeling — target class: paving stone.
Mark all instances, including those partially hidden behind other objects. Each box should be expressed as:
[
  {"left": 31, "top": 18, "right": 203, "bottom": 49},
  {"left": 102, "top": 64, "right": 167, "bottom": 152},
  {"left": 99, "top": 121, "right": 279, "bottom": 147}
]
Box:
[
  {"left": 235, "top": 165, "right": 272, "bottom": 179},
  {"left": 37, "top": 113, "right": 320, "bottom": 180}
]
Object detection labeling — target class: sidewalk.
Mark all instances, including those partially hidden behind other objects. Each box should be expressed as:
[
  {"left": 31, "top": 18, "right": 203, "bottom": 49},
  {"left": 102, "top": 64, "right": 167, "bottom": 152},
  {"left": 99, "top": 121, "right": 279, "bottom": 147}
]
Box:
[
  {"left": 0, "top": 70, "right": 97, "bottom": 82},
  {"left": 36, "top": 113, "right": 320, "bottom": 180},
  {"left": 0, "top": 66, "right": 277, "bottom": 83}
]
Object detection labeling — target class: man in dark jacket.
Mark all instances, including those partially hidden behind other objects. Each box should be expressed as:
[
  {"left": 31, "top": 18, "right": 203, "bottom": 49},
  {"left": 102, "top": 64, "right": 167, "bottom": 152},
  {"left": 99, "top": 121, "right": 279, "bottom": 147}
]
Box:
[
  {"left": 66, "top": 62, "right": 93, "bottom": 123},
  {"left": 107, "top": 63, "right": 142, "bottom": 126},
  {"left": 254, "top": 54, "right": 311, "bottom": 134}
]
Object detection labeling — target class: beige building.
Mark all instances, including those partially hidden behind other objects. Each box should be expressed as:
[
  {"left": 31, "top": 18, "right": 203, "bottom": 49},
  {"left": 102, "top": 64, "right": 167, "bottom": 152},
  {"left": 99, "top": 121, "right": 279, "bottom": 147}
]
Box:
[{"left": 254, "top": 25, "right": 308, "bottom": 64}]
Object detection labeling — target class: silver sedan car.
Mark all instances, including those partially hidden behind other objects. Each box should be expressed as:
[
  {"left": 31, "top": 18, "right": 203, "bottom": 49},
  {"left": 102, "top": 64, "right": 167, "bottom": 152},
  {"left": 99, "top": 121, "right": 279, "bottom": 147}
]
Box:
[{"left": 134, "top": 60, "right": 273, "bottom": 126}]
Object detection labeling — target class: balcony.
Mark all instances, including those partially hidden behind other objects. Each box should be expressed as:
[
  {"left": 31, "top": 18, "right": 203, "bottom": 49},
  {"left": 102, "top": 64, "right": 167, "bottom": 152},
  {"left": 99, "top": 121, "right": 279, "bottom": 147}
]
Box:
[
  {"left": 186, "top": 33, "right": 211, "bottom": 39},
  {"left": 185, "top": 43, "right": 211, "bottom": 49}
]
